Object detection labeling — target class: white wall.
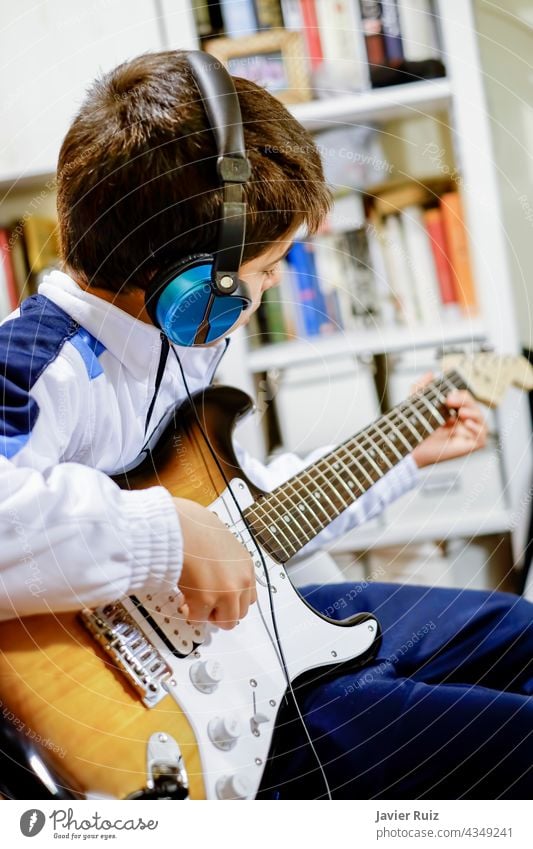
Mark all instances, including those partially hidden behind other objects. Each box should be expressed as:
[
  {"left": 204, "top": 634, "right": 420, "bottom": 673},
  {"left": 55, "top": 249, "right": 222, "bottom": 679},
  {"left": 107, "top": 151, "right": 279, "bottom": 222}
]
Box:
[{"left": 474, "top": 0, "right": 533, "bottom": 350}]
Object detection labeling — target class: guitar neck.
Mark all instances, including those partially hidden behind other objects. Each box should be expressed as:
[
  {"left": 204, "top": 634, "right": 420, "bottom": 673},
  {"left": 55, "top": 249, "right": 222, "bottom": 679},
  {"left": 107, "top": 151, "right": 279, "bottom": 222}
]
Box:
[{"left": 243, "top": 368, "right": 468, "bottom": 562}]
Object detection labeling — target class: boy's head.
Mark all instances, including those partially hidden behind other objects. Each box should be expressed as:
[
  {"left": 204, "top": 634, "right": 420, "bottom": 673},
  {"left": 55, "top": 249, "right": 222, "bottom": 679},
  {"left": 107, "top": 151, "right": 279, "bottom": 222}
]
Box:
[{"left": 57, "top": 50, "right": 332, "bottom": 297}]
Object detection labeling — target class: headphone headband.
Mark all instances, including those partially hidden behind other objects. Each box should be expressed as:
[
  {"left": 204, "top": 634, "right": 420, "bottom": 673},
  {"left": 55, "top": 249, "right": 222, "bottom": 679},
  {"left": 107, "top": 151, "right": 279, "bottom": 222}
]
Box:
[{"left": 187, "top": 51, "right": 251, "bottom": 292}]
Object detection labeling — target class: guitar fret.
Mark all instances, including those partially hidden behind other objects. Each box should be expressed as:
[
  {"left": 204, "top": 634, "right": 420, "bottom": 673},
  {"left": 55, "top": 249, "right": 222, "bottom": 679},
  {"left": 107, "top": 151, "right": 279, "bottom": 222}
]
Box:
[
  {"left": 282, "top": 479, "right": 321, "bottom": 538},
  {"left": 308, "top": 464, "right": 345, "bottom": 516},
  {"left": 299, "top": 472, "right": 338, "bottom": 523},
  {"left": 332, "top": 448, "right": 366, "bottom": 495},
  {"left": 405, "top": 400, "right": 434, "bottom": 435},
  {"left": 269, "top": 485, "right": 315, "bottom": 545},
  {"left": 371, "top": 419, "right": 404, "bottom": 461},
  {"left": 270, "top": 492, "right": 312, "bottom": 548},
  {"left": 250, "top": 500, "right": 299, "bottom": 558},
  {"left": 326, "top": 457, "right": 363, "bottom": 505},
  {"left": 418, "top": 392, "right": 446, "bottom": 425},
  {"left": 394, "top": 407, "right": 425, "bottom": 444},
  {"left": 360, "top": 431, "right": 394, "bottom": 471}
]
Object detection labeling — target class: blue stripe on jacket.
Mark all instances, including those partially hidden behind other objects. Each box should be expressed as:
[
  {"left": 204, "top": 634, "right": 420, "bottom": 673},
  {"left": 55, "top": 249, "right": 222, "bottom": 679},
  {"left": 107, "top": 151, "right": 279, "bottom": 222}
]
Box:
[{"left": 0, "top": 294, "right": 106, "bottom": 459}]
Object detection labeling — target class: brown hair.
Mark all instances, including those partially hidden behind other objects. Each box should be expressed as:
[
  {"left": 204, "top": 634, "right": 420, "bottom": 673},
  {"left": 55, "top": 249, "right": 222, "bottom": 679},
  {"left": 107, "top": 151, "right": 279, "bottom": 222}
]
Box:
[{"left": 56, "top": 50, "right": 332, "bottom": 291}]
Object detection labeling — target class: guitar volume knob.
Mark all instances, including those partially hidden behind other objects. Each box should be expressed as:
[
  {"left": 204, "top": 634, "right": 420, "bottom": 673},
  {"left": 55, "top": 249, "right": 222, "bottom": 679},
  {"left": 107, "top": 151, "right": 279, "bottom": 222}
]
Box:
[
  {"left": 190, "top": 659, "right": 223, "bottom": 693},
  {"left": 208, "top": 715, "right": 241, "bottom": 751},
  {"left": 216, "top": 773, "right": 251, "bottom": 800}
]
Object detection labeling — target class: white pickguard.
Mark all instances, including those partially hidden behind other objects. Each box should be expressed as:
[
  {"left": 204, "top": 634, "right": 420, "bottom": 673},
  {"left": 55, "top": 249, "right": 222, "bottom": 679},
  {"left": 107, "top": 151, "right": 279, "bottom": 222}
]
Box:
[{"left": 121, "top": 479, "right": 380, "bottom": 800}]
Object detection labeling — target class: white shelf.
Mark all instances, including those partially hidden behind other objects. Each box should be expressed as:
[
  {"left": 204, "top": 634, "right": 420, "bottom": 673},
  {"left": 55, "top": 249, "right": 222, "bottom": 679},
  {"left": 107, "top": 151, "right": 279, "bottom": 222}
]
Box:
[
  {"left": 290, "top": 78, "right": 452, "bottom": 131},
  {"left": 247, "top": 318, "right": 486, "bottom": 373},
  {"left": 328, "top": 508, "right": 513, "bottom": 553}
]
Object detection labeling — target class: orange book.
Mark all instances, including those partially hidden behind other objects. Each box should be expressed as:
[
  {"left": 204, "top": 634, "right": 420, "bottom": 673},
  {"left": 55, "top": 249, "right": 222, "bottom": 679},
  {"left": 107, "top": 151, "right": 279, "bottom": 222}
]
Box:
[
  {"left": 423, "top": 207, "right": 457, "bottom": 305},
  {"left": 439, "top": 191, "right": 478, "bottom": 313}
]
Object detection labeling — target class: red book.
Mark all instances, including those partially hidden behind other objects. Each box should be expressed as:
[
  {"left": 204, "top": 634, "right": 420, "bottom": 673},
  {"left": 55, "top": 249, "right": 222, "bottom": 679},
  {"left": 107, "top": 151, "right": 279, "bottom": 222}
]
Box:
[
  {"left": 0, "top": 228, "right": 20, "bottom": 310},
  {"left": 423, "top": 207, "right": 457, "bottom": 305},
  {"left": 299, "top": 0, "right": 323, "bottom": 68}
]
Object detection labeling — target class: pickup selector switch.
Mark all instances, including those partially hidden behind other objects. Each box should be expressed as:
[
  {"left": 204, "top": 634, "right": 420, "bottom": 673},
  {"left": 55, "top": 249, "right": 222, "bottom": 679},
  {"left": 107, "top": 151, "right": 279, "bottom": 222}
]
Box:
[
  {"left": 208, "top": 716, "right": 241, "bottom": 751},
  {"left": 216, "top": 774, "right": 251, "bottom": 800},
  {"left": 190, "top": 659, "right": 223, "bottom": 693}
]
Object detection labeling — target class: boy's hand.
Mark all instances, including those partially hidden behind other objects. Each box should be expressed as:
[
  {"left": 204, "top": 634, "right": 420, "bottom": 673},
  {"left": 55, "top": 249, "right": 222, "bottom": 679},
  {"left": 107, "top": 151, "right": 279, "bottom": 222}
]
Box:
[
  {"left": 173, "top": 497, "right": 256, "bottom": 630},
  {"left": 410, "top": 373, "right": 488, "bottom": 469}
]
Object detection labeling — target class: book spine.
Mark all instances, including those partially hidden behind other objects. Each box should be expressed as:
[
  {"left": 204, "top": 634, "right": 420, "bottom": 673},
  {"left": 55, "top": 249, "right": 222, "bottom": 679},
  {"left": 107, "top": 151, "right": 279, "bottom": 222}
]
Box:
[
  {"left": 381, "top": 0, "right": 404, "bottom": 64},
  {"left": 219, "top": 0, "right": 258, "bottom": 37},
  {"left": 191, "top": 1, "right": 215, "bottom": 36},
  {"left": 261, "top": 286, "right": 288, "bottom": 342},
  {"left": 0, "top": 229, "right": 20, "bottom": 310},
  {"left": 439, "top": 192, "right": 478, "bottom": 313},
  {"left": 253, "top": 0, "right": 284, "bottom": 28},
  {"left": 423, "top": 207, "right": 458, "bottom": 305},
  {"left": 313, "top": 0, "right": 369, "bottom": 91},
  {"left": 299, "top": 0, "right": 323, "bottom": 69},
  {"left": 359, "top": 0, "right": 387, "bottom": 68},
  {"left": 286, "top": 242, "right": 331, "bottom": 336},
  {"left": 395, "top": 0, "right": 440, "bottom": 61},
  {"left": 380, "top": 214, "right": 419, "bottom": 326},
  {"left": 400, "top": 204, "right": 441, "bottom": 325}
]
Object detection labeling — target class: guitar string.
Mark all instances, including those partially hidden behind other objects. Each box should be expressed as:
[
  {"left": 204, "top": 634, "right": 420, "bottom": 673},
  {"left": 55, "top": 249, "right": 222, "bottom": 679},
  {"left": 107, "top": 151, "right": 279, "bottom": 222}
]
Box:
[
  {"left": 245, "top": 372, "right": 465, "bottom": 559},
  {"left": 171, "top": 343, "right": 334, "bottom": 801}
]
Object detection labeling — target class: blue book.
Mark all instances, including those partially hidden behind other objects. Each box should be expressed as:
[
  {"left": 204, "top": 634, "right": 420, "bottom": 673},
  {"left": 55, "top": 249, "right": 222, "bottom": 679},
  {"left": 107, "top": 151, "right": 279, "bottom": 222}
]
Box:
[
  {"left": 219, "top": 0, "right": 259, "bottom": 37},
  {"left": 381, "top": 0, "right": 404, "bottom": 64},
  {"left": 286, "top": 243, "right": 332, "bottom": 337}
]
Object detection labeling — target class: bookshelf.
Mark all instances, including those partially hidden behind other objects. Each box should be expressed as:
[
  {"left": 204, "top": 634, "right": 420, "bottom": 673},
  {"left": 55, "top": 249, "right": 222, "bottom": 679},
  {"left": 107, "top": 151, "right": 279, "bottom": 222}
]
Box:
[{"left": 0, "top": 1, "right": 530, "bottom": 589}]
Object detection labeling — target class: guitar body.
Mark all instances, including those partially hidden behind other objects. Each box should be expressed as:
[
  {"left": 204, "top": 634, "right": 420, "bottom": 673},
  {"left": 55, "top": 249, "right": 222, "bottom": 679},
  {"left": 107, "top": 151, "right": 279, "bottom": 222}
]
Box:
[{"left": 0, "top": 386, "right": 380, "bottom": 800}]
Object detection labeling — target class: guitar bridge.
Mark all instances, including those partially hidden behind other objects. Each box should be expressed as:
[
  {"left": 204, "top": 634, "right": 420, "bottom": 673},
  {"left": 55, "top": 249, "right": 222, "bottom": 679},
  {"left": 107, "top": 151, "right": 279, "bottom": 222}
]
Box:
[{"left": 80, "top": 603, "right": 172, "bottom": 707}]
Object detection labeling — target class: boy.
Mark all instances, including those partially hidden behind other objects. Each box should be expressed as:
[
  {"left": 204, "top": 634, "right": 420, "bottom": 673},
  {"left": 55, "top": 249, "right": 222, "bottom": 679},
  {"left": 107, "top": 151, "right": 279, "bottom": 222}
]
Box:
[{"left": 0, "top": 51, "right": 531, "bottom": 799}]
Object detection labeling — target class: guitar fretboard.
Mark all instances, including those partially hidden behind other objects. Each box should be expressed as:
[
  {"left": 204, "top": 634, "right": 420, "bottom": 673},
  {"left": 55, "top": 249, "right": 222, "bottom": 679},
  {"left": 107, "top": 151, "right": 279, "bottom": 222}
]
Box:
[{"left": 243, "top": 369, "right": 467, "bottom": 562}]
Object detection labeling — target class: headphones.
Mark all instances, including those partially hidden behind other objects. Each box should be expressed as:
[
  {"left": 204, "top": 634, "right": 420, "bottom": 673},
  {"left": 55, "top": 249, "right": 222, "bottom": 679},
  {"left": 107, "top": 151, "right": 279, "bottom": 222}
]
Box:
[{"left": 144, "top": 50, "right": 252, "bottom": 346}]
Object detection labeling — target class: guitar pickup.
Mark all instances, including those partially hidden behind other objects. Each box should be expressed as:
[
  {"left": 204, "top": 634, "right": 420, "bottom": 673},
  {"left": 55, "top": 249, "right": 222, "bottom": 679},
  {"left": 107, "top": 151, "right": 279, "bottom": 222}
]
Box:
[{"left": 80, "top": 603, "right": 172, "bottom": 708}]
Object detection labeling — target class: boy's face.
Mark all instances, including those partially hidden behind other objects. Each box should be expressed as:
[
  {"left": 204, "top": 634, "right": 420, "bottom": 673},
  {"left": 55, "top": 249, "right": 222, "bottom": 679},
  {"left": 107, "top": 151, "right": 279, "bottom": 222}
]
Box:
[{"left": 233, "top": 234, "right": 295, "bottom": 330}]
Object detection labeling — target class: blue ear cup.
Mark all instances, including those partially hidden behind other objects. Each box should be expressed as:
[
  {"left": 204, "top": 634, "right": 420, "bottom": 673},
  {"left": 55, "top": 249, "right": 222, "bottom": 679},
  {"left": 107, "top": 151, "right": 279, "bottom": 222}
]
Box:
[{"left": 147, "top": 255, "right": 250, "bottom": 347}]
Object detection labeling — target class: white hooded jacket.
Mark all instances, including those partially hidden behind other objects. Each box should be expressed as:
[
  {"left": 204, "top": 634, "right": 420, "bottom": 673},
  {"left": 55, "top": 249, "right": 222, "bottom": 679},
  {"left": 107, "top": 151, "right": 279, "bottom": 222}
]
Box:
[{"left": 0, "top": 270, "right": 419, "bottom": 620}]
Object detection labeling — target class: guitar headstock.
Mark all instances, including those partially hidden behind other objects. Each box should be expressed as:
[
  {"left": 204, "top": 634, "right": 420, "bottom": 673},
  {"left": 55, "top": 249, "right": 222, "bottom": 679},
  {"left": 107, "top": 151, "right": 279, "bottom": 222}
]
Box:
[{"left": 441, "top": 351, "right": 533, "bottom": 407}]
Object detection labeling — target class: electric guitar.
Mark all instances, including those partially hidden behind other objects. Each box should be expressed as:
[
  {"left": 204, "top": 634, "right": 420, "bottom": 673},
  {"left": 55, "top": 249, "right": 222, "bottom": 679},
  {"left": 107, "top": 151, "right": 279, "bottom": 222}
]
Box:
[{"left": 0, "top": 353, "right": 531, "bottom": 800}]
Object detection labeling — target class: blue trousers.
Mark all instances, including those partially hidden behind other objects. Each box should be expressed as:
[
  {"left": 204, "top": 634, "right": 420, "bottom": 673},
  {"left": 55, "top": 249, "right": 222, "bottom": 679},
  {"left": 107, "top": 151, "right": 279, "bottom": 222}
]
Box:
[{"left": 258, "top": 582, "right": 533, "bottom": 799}]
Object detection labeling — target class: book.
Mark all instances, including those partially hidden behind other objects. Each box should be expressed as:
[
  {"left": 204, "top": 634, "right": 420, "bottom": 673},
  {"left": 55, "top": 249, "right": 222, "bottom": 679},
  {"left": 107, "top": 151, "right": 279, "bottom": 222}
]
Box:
[
  {"left": 439, "top": 191, "right": 478, "bottom": 313},
  {"left": 313, "top": 0, "right": 369, "bottom": 93},
  {"left": 7, "top": 225, "right": 31, "bottom": 300},
  {"left": 254, "top": 0, "right": 284, "bottom": 28},
  {"left": 0, "top": 229, "right": 21, "bottom": 310},
  {"left": 260, "top": 285, "right": 289, "bottom": 342},
  {"left": 299, "top": 0, "right": 323, "bottom": 69},
  {"left": 400, "top": 204, "right": 441, "bottom": 325},
  {"left": 423, "top": 207, "right": 459, "bottom": 308},
  {"left": 359, "top": 0, "right": 387, "bottom": 70},
  {"left": 396, "top": 0, "right": 440, "bottom": 61},
  {"left": 285, "top": 241, "right": 333, "bottom": 336},
  {"left": 365, "top": 216, "right": 397, "bottom": 326},
  {"left": 379, "top": 213, "right": 418, "bottom": 326},
  {"left": 191, "top": 1, "right": 214, "bottom": 37},
  {"left": 23, "top": 216, "right": 60, "bottom": 276},
  {"left": 381, "top": 0, "right": 404, "bottom": 64},
  {"left": 219, "top": 0, "right": 258, "bottom": 37}
]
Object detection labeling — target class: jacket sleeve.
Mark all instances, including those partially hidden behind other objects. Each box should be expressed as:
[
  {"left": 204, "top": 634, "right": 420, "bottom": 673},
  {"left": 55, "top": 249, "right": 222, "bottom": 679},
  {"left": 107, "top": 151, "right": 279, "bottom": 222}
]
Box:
[
  {"left": 234, "top": 441, "right": 419, "bottom": 556},
  {"left": 0, "top": 350, "right": 182, "bottom": 621}
]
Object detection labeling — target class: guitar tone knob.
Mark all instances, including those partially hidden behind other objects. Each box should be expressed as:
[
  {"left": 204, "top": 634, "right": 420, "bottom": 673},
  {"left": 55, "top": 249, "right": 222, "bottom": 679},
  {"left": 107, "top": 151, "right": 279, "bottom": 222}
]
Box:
[
  {"left": 208, "top": 715, "right": 241, "bottom": 751},
  {"left": 216, "top": 774, "right": 251, "bottom": 800},
  {"left": 190, "top": 659, "right": 223, "bottom": 693}
]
